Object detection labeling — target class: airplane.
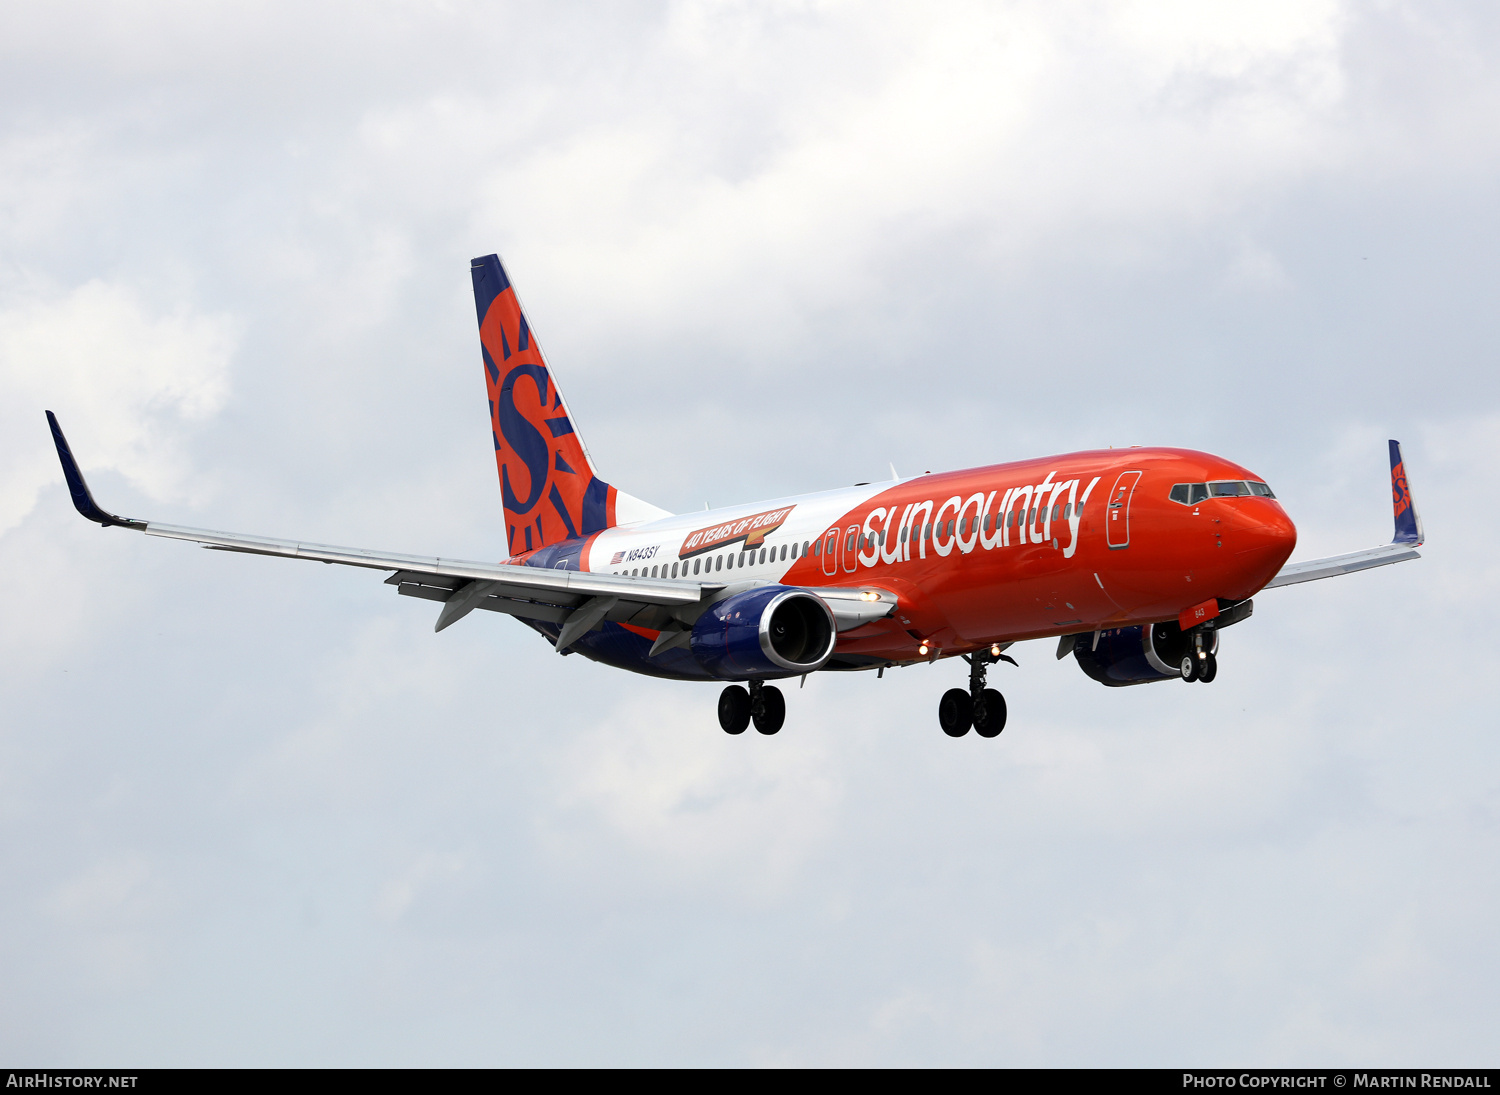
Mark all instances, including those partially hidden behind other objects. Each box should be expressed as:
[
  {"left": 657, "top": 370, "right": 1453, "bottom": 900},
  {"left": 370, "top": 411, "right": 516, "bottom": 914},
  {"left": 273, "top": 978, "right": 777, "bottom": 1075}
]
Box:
[{"left": 44, "top": 253, "right": 1426, "bottom": 738}]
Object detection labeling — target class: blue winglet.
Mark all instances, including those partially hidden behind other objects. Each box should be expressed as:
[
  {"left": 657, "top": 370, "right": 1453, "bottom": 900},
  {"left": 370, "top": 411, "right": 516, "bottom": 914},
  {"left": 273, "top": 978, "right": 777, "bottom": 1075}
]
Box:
[
  {"left": 1389, "top": 439, "right": 1423, "bottom": 545},
  {"left": 45, "top": 411, "right": 146, "bottom": 529}
]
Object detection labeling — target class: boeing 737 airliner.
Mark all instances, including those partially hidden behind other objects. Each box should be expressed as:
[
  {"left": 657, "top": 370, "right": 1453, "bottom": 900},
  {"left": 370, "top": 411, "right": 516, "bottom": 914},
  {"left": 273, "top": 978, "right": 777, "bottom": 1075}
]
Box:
[{"left": 45, "top": 254, "right": 1425, "bottom": 737}]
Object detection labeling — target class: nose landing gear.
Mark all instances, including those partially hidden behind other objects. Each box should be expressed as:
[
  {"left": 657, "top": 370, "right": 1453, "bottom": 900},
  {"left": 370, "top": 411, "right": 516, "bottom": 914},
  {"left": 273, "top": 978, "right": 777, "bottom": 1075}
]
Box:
[
  {"left": 938, "top": 650, "right": 1011, "bottom": 738},
  {"left": 1179, "top": 628, "right": 1219, "bottom": 684}
]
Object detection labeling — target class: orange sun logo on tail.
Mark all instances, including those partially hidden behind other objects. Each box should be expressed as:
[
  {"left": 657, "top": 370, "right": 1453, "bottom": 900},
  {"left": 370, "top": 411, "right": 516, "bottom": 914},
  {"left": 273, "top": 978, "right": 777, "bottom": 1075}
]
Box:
[{"left": 472, "top": 255, "right": 616, "bottom": 555}]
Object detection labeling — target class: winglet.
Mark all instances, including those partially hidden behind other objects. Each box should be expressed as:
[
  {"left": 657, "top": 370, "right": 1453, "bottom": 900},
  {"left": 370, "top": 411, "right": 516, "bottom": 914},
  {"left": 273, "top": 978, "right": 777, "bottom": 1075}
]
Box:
[
  {"left": 1389, "top": 439, "right": 1423, "bottom": 545},
  {"left": 44, "top": 411, "right": 147, "bottom": 529}
]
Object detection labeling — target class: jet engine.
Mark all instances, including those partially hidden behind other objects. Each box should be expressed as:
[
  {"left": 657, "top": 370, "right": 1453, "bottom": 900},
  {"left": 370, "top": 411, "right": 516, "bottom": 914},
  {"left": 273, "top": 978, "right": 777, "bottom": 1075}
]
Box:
[
  {"left": 1072, "top": 620, "right": 1218, "bottom": 687},
  {"left": 691, "top": 585, "right": 837, "bottom": 680}
]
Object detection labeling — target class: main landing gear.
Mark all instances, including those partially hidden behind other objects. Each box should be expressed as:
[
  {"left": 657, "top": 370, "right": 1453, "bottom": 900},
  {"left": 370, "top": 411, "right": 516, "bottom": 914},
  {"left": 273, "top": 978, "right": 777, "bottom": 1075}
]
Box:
[
  {"left": 938, "top": 650, "right": 1011, "bottom": 738},
  {"left": 718, "top": 681, "right": 786, "bottom": 735}
]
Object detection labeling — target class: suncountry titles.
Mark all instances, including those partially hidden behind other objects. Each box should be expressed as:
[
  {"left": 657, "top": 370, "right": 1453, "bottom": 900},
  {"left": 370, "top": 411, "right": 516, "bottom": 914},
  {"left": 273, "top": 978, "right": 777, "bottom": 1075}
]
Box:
[{"left": 855, "top": 472, "right": 1102, "bottom": 566}]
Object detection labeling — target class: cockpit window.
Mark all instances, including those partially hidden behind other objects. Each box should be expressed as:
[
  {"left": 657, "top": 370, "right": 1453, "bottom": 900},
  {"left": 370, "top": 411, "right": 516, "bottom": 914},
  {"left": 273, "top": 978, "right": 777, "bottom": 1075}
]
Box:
[{"left": 1170, "top": 480, "right": 1274, "bottom": 504}]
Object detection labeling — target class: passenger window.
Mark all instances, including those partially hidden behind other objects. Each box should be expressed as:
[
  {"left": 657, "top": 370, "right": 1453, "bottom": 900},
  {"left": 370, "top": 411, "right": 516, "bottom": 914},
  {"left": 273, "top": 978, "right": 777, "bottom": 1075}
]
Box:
[
  {"left": 760, "top": 548, "right": 767, "bottom": 564},
  {"left": 791, "top": 542, "right": 798, "bottom": 558},
  {"left": 780, "top": 544, "right": 787, "bottom": 561},
  {"left": 694, "top": 558, "right": 701, "bottom": 575}
]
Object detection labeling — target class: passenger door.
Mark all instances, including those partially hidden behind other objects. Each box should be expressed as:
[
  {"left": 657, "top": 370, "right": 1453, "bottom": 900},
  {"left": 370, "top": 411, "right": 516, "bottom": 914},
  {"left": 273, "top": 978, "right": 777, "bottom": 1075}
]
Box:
[{"left": 1106, "top": 471, "right": 1142, "bottom": 549}]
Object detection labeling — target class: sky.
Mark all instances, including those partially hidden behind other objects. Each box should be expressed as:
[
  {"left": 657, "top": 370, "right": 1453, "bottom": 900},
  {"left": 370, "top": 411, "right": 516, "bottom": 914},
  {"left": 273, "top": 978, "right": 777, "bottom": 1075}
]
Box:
[{"left": 1, "top": 0, "right": 1497, "bottom": 1066}]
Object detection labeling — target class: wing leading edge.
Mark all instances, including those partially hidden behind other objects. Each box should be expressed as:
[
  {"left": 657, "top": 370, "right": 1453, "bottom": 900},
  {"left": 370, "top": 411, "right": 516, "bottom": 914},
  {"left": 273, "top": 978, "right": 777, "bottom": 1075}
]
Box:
[
  {"left": 44, "top": 412, "right": 895, "bottom": 646},
  {"left": 1264, "top": 440, "right": 1424, "bottom": 590},
  {"left": 45, "top": 411, "right": 715, "bottom": 642}
]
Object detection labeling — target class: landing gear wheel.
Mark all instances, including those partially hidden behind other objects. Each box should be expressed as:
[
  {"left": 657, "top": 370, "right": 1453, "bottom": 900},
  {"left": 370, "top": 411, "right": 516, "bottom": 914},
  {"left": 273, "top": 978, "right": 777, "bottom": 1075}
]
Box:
[
  {"left": 974, "top": 689, "right": 1007, "bottom": 738},
  {"left": 718, "top": 685, "right": 751, "bottom": 735},
  {"left": 1179, "top": 654, "right": 1198, "bottom": 682},
  {"left": 754, "top": 686, "right": 785, "bottom": 735},
  {"left": 1198, "top": 652, "right": 1217, "bottom": 683},
  {"left": 939, "top": 688, "right": 973, "bottom": 737}
]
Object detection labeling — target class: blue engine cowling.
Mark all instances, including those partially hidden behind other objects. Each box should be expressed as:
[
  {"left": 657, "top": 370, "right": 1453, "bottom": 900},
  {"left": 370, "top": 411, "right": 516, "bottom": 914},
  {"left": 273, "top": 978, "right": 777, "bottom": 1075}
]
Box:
[
  {"left": 1072, "top": 621, "right": 1219, "bottom": 687},
  {"left": 691, "top": 585, "right": 837, "bottom": 680}
]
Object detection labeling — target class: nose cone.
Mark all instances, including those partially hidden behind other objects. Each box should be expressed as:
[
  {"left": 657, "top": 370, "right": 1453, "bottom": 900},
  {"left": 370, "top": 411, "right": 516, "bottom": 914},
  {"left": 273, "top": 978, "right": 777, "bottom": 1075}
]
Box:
[{"left": 1229, "top": 503, "right": 1297, "bottom": 595}]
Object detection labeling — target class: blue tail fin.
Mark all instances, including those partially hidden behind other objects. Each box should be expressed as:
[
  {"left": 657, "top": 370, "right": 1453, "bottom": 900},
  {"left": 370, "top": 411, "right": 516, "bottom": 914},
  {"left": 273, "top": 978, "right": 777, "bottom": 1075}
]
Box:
[{"left": 471, "top": 254, "right": 617, "bottom": 556}]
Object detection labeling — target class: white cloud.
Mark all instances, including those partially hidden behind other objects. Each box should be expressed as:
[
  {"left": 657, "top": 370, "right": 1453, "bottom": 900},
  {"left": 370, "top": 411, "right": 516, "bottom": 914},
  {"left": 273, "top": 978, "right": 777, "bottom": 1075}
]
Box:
[
  {"left": 0, "top": 279, "right": 235, "bottom": 534},
  {"left": 548, "top": 689, "right": 841, "bottom": 898}
]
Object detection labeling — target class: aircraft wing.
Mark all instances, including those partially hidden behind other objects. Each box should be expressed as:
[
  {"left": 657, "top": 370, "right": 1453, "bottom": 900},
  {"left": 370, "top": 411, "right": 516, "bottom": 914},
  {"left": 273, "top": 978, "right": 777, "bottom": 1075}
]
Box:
[
  {"left": 1264, "top": 440, "right": 1424, "bottom": 590},
  {"left": 46, "top": 411, "right": 717, "bottom": 645}
]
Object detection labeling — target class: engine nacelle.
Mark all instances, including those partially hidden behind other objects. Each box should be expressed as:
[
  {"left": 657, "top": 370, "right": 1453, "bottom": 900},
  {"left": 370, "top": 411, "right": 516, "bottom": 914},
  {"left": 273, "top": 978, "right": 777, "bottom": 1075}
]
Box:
[
  {"left": 691, "top": 585, "right": 837, "bottom": 680},
  {"left": 1072, "top": 620, "right": 1219, "bottom": 687}
]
